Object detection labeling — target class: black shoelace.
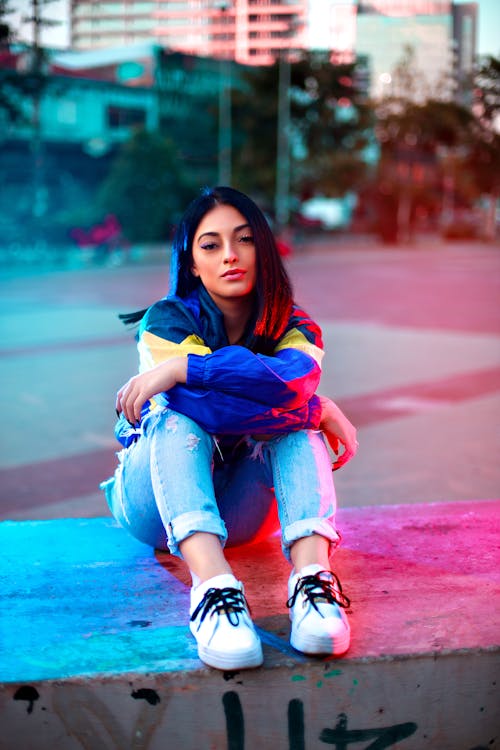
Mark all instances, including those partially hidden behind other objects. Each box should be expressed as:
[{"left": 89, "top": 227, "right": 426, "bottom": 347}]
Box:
[
  {"left": 190, "top": 586, "right": 249, "bottom": 629},
  {"left": 286, "top": 571, "right": 351, "bottom": 615}
]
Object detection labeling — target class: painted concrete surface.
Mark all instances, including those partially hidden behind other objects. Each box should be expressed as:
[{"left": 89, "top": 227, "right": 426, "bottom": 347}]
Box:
[{"left": 1, "top": 501, "right": 499, "bottom": 748}]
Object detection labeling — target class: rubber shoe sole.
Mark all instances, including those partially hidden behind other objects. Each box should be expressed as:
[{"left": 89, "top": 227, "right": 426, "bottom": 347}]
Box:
[
  {"left": 290, "top": 621, "right": 350, "bottom": 656},
  {"left": 197, "top": 640, "right": 264, "bottom": 670}
]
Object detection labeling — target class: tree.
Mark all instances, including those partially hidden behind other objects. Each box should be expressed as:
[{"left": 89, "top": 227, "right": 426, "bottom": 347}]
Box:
[
  {"left": 0, "top": 1, "right": 26, "bottom": 124},
  {"left": 0, "top": 0, "right": 14, "bottom": 43},
  {"left": 289, "top": 53, "right": 373, "bottom": 201},
  {"left": 370, "top": 47, "right": 500, "bottom": 243},
  {"left": 467, "top": 55, "right": 500, "bottom": 239},
  {"left": 0, "top": 0, "right": 61, "bottom": 224},
  {"left": 231, "top": 53, "right": 374, "bottom": 215},
  {"left": 374, "top": 97, "right": 474, "bottom": 241},
  {"left": 231, "top": 63, "right": 280, "bottom": 206},
  {"left": 97, "top": 129, "right": 190, "bottom": 243}
]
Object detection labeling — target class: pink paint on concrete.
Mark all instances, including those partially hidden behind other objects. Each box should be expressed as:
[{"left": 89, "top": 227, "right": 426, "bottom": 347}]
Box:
[
  {"left": 1, "top": 502, "right": 498, "bottom": 748},
  {"left": 226, "top": 499, "right": 500, "bottom": 657},
  {"left": 1, "top": 500, "right": 498, "bottom": 681},
  {"left": 337, "top": 365, "right": 500, "bottom": 428}
]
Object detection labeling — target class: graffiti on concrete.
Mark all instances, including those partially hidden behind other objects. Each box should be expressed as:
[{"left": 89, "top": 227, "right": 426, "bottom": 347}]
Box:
[
  {"left": 13, "top": 686, "right": 40, "bottom": 715},
  {"left": 318, "top": 711, "right": 418, "bottom": 748},
  {"left": 10, "top": 683, "right": 490, "bottom": 749},
  {"left": 224, "top": 691, "right": 418, "bottom": 749},
  {"left": 131, "top": 688, "right": 161, "bottom": 706}
]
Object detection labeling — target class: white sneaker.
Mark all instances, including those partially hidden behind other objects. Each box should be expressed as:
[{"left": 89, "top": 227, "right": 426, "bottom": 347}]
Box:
[
  {"left": 189, "top": 573, "right": 263, "bottom": 670},
  {"left": 287, "top": 563, "right": 351, "bottom": 656}
]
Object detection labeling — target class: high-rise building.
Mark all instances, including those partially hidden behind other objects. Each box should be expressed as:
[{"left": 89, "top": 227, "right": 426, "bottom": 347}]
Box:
[
  {"left": 71, "top": 0, "right": 309, "bottom": 66},
  {"left": 452, "top": 1, "right": 477, "bottom": 102},
  {"left": 70, "top": 0, "right": 478, "bottom": 99},
  {"left": 306, "top": 0, "right": 357, "bottom": 62},
  {"left": 355, "top": 1, "right": 455, "bottom": 100}
]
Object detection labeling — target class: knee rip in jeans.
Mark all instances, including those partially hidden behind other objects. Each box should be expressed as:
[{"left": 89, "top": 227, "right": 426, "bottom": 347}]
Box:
[
  {"left": 185, "top": 433, "right": 201, "bottom": 452},
  {"left": 165, "top": 414, "right": 179, "bottom": 433}
]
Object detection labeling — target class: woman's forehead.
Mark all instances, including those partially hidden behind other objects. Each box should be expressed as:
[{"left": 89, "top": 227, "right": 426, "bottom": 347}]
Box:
[{"left": 195, "top": 204, "right": 248, "bottom": 236}]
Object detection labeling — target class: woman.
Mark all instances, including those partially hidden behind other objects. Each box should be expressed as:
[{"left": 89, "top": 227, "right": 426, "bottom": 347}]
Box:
[{"left": 102, "top": 186, "right": 358, "bottom": 671}]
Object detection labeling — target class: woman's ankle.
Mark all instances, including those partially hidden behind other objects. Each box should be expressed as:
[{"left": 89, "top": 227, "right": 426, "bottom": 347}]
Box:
[
  {"left": 290, "top": 534, "right": 331, "bottom": 572},
  {"left": 180, "top": 531, "right": 233, "bottom": 584}
]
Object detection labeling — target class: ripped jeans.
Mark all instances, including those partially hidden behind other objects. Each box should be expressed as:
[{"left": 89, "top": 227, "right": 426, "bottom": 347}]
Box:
[{"left": 101, "top": 408, "right": 340, "bottom": 561}]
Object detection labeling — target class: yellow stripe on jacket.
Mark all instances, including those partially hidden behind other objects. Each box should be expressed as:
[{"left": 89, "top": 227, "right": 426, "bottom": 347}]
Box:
[
  {"left": 138, "top": 331, "right": 212, "bottom": 372},
  {"left": 273, "top": 328, "right": 324, "bottom": 368}
]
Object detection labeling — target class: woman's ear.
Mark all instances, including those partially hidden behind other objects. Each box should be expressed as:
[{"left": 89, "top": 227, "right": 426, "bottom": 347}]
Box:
[{"left": 191, "top": 264, "right": 200, "bottom": 277}]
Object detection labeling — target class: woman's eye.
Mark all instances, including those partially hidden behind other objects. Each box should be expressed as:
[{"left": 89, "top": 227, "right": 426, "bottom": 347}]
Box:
[
  {"left": 239, "top": 235, "right": 254, "bottom": 243},
  {"left": 200, "top": 242, "right": 218, "bottom": 251}
]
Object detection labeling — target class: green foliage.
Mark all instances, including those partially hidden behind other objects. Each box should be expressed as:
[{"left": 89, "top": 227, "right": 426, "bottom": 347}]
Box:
[
  {"left": 0, "top": 0, "right": 56, "bottom": 125},
  {"left": 0, "top": 0, "right": 14, "bottom": 43},
  {"left": 231, "top": 64, "right": 279, "bottom": 203},
  {"left": 367, "top": 50, "right": 500, "bottom": 241},
  {"left": 290, "top": 54, "right": 373, "bottom": 198},
  {"left": 375, "top": 55, "right": 500, "bottom": 201},
  {"left": 97, "top": 129, "right": 190, "bottom": 243},
  {"left": 468, "top": 55, "right": 500, "bottom": 196},
  {"left": 475, "top": 55, "right": 500, "bottom": 123},
  {"left": 232, "top": 53, "right": 374, "bottom": 208}
]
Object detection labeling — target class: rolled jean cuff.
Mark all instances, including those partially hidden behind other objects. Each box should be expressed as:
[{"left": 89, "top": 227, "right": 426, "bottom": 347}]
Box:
[
  {"left": 168, "top": 510, "right": 228, "bottom": 558},
  {"left": 281, "top": 518, "right": 341, "bottom": 562}
]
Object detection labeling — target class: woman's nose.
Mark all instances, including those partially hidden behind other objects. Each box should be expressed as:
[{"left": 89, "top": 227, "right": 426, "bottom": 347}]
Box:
[{"left": 223, "top": 242, "right": 238, "bottom": 263}]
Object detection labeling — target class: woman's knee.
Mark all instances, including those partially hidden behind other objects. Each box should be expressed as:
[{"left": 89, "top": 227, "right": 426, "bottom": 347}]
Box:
[
  {"left": 101, "top": 469, "right": 168, "bottom": 550},
  {"left": 150, "top": 408, "right": 213, "bottom": 447}
]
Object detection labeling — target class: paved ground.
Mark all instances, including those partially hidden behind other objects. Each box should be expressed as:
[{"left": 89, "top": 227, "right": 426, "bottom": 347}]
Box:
[{"left": 1, "top": 235, "right": 499, "bottom": 520}]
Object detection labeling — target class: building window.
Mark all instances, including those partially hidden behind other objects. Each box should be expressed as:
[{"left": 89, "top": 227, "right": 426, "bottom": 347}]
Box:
[{"left": 107, "top": 105, "right": 146, "bottom": 128}]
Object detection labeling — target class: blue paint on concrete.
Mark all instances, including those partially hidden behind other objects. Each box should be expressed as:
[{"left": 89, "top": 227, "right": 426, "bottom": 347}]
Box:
[
  {"left": 0, "top": 518, "right": 201, "bottom": 682},
  {"left": 255, "top": 627, "right": 308, "bottom": 662}
]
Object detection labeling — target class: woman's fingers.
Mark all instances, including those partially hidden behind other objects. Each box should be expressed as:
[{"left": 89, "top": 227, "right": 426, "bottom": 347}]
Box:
[
  {"left": 333, "top": 447, "right": 354, "bottom": 471},
  {"left": 116, "top": 377, "right": 144, "bottom": 425},
  {"left": 331, "top": 432, "right": 359, "bottom": 471}
]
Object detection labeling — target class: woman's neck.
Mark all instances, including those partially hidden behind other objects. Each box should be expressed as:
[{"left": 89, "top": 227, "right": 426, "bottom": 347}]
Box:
[{"left": 217, "top": 297, "right": 253, "bottom": 345}]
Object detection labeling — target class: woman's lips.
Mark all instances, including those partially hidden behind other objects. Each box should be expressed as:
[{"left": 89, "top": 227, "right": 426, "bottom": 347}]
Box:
[{"left": 222, "top": 268, "right": 246, "bottom": 280}]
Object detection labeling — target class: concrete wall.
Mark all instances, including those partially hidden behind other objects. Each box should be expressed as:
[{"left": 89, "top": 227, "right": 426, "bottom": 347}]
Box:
[{"left": 2, "top": 650, "right": 497, "bottom": 749}]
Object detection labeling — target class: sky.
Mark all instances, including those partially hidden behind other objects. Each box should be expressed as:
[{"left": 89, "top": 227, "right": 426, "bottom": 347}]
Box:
[{"left": 9, "top": 0, "right": 500, "bottom": 58}]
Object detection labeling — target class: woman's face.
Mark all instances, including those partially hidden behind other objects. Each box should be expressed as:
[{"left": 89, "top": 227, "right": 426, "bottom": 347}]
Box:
[{"left": 191, "top": 204, "right": 257, "bottom": 308}]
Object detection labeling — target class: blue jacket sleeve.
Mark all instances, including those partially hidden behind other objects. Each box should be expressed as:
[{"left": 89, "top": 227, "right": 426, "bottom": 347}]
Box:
[
  {"left": 186, "top": 346, "right": 321, "bottom": 409},
  {"left": 165, "top": 385, "right": 322, "bottom": 436}
]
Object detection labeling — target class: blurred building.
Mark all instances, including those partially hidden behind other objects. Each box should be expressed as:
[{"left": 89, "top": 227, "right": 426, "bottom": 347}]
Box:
[
  {"left": 307, "top": 0, "right": 357, "bottom": 63},
  {"left": 452, "top": 2, "right": 478, "bottom": 103},
  {"left": 69, "top": 0, "right": 478, "bottom": 100},
  {"left": 71, "top": 0, "right": 309, "bottom": 66},
  {"left": 70, "top": 0, "right": 358, "bottom": 65},
  {"left": 2, "top": 43, "right": 226, "bottom": 148},
  {"left": 356, "top": 1, "right": 477, "bottom": 101},
  {"left": 0, "top": 44, "right": 232, "bottom": 242}
]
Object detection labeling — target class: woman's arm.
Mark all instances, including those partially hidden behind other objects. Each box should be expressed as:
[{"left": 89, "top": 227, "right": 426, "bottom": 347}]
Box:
[
  {"left": 165, "top": 385, "right": 322, "bottom": 436},
  {"left": 116, "top": 357, "right": 188, "bottom": 425},
  {"left": 116, "top": 296, "right": 326, "bottom": 437},
  {"left": 318, "top": 395, "right": 358, "bottom": 470},
  {"left": 186, "top": 346, "right": 321, "bottom": 410},
  {"left": 139, "top": 298, "right": 323, "bottom": 407}
]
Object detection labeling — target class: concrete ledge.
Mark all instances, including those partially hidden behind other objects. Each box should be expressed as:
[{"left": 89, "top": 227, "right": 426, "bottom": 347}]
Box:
[{"left": 1, "top": 501, "right": 499, "bottom": 749}]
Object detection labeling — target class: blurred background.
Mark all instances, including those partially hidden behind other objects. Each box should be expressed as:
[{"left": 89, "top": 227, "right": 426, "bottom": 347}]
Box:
[
  {"left": 0, "top": 0, "right": 499, "bottom": 261},
  {"left": 1, "top": 1, "right": 499, "bottom": 522}
]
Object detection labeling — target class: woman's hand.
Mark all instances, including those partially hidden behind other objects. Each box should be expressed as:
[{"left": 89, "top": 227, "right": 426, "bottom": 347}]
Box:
[
  {"left": 318, "top": 395, "right": 358, "bottom": 471},
  {"left": 116, "top": 357, "right": 187, "bottom": 425}
]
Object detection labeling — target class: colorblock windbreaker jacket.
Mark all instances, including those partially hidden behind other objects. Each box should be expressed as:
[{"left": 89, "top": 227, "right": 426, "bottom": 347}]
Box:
[{"left": 116, "top": 285, "right": 324, "bottom": 447}]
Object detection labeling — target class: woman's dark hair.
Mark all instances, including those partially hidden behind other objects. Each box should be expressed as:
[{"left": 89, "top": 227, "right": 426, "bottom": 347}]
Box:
[{"left": 121, "top": 186, "right": 293, "bottom": 353}]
